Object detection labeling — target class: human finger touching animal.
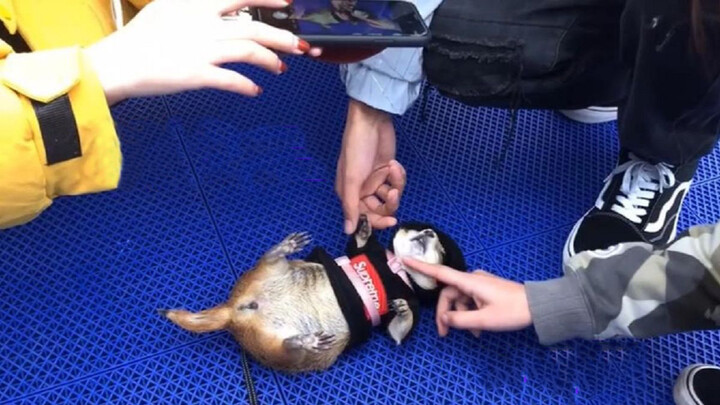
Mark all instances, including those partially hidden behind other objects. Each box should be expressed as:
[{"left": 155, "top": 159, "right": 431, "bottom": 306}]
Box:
[{"left": 401, "top": 259, "right": 533, "bottom": 336}]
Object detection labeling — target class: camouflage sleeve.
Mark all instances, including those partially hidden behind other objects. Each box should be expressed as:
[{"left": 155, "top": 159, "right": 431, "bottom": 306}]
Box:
[{"left": 524, "top": 223, "right": 720, "bottom": 345}]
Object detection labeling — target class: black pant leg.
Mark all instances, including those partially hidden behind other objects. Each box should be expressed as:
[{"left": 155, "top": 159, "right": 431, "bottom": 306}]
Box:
[{"left": 618, "top": 0, "right": 720, "bottom": 166}]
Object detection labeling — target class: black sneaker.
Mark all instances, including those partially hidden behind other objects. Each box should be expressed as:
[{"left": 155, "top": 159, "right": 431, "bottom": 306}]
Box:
[
  {"left": 673, "top": 364, "right": 720, "bottom": 405},
  {"left": 564, "top": 150, "right": 697, "bottom": 261}
]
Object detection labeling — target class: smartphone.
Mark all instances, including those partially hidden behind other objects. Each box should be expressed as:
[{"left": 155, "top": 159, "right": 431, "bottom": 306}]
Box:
[{"left": 252, "top": 0, "right": 430, "bottom": 47}]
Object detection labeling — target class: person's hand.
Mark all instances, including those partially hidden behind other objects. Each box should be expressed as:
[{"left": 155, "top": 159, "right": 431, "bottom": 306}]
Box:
[
  {"left": 402, "top": 258, "right": 532, "bottom": 337},
  {"left": 336, "top": 99, "right": 407, "bottom": 234},
  {"left": 86, "top": 0, "right": 316, "bottom": 105}
]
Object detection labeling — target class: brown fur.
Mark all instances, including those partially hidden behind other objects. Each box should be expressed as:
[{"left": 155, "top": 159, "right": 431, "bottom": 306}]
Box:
[{"left": 161, "top": 233, "right": 351, "bottom": 373}]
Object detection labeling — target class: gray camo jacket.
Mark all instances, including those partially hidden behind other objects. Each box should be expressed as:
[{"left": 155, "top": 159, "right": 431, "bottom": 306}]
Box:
[{"left": 524, "top": 223, "right": 720, "bottom": 345}]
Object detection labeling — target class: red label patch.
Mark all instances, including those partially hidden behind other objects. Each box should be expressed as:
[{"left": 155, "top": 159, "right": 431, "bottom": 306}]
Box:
[{"left": 349, "top": 254, "right": 388, "bottom": 319}]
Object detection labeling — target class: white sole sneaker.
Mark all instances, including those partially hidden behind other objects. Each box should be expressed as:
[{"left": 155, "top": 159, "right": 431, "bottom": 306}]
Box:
[
  {"left": 559, "top": 106, "right": 618, "bottom": 124},
  {"left": 673, "top": 364, "right": 720, "bottom": 405}
]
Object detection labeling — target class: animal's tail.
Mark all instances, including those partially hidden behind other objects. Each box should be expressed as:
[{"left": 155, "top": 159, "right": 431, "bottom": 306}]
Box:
[{"left": 158, "top": 304, "right": 231, "bottom": 333}]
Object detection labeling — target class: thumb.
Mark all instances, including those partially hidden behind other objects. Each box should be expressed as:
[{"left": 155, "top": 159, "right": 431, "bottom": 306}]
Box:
[{"left": 440, "top": 310, "right": 489, "bottom": 332}]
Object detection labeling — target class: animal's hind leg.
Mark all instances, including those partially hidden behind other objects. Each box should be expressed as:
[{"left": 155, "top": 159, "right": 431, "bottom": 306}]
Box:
[
  {"left": 354, "top": 214, "right": 372, "bottom": 249},
  {"left": 281, "top": 331, "right": 347, "bottom": 371},
  {"left": 283, "top": 331, "right": 336, "bottom": 353}
]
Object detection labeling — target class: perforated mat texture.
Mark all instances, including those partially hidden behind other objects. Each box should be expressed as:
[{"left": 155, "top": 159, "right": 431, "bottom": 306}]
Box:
[{"left": 1, "top": 57, "right": 719, "bottom": 405}]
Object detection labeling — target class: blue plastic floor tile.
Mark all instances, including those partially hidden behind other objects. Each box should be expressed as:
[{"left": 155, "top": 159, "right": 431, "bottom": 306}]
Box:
[
  {"left": 2, "top": 56, "right": 719, "bottom": 405},
  {"left": 695, "top": 146, "right": 720, "bottom": 184},
  {"left": 0, "top": 98, "right": 239, "bottom": 402},
  {"left": 684, "top": 179, "right": 720, "bottom": 225},
  {"left": 13, "top": 335, "right": 250, "bottom": 405},
  {"left": 397, "top": 90, "right": 621, "bottom": 248}
]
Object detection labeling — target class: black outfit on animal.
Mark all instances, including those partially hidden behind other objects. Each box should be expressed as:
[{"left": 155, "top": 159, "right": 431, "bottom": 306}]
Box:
[
  {"left": 424, "top": 0, "right": 720, "bottom": 166},
  {"left": 306, "top": 223, "right": 468, "bottom": 349},
  {"left": 305, "top": 238, "right": 419, "bottom": 349}
]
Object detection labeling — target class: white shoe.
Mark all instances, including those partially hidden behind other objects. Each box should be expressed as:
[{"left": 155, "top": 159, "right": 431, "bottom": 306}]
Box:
[
  {"left": 558, "top": 106, "right": 618, "bottom": 124},
  {"left": 673, "top": 364, "right": 720, "bottom": 405}
]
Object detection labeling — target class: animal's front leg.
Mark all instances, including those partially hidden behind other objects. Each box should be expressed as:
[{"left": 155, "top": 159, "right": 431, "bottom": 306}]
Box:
[
  {"left": 261, "top": 232, "right": 312, "bottom": 272},
  {"left": 387, "top": 299, "right": 414, "bottom": 345}
]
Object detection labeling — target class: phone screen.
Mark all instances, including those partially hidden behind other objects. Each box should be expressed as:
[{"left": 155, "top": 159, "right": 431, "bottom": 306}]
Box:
[{"left": 256, "top": 0, "right": 426, "bottom": 38}]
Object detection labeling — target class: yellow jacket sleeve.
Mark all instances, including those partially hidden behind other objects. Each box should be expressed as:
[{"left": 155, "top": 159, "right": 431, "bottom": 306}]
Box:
[{"left": 0, "top": 43, "right": 121, "bottom": 229}]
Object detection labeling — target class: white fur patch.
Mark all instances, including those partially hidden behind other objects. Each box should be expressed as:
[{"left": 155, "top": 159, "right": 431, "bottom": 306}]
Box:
[{"left": 392, "top": 229, "right": 444, "bottom": 290}]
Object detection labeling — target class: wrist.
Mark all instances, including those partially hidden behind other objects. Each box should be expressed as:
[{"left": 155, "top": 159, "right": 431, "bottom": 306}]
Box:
[
  {"left": 84, "top": 36, "right": 133, "bottom": 106},
  {"left": 525, "top": 276, "right": 595, "bottom": 345},
  {"left": 519, "top": 285, "right": 533, "bottom": 328}
]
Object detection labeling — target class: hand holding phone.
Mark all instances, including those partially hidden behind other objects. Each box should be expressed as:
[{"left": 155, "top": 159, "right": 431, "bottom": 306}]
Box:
[{"left": 252, "top": 0, "right": 430, "bottom": 47}]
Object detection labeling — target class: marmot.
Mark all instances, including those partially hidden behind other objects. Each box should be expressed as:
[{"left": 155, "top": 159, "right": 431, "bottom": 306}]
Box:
[{"left": 160, "top": 215, "right": 466, "bottom": 372}]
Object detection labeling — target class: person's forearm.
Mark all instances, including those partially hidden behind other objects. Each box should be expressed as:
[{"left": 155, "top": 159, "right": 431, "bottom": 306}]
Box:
[{"left": 526, "top": 223, "right": 720, "bottom": 345}]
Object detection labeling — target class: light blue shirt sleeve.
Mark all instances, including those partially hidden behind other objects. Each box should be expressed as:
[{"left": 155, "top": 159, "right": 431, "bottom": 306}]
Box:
[{"left": 339, "top": 0, "right": 444, "bottom": 115}]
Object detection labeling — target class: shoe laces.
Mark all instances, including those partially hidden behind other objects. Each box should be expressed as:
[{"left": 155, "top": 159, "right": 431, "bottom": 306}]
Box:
[{"left": 607, "top": 154, "right": 676, "bottom": 224}]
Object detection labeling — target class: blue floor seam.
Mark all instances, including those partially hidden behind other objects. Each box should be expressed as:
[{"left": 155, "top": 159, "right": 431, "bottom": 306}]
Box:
[
  {"left": 160, "top": 97, "right": 264, "bottom": 405},
  {"left": 160, "top": 98, "right": 241, "bottom": 280}
]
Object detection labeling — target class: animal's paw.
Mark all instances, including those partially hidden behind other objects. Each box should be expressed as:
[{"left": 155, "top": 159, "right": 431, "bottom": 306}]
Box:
[
  {"left": 355, "top": 214, "right": 371, "bottom": 239},
  {"left": 286, "top": 232, "right": 312, "bottom": 252},
  {"left": 308, "top": 331, "right": 336, "bottom": 352},
  {"left": 390, "top": 299, "right": 410, "bottom": 318},
  {"left": 388, "top": 299, "right": 414, "bottom": 345},
  {"left": 284, "top": 332, "right": 335, "bottom": 353},
  {"left": 266, "top": 232, "right": 312, "bottom": 259}
]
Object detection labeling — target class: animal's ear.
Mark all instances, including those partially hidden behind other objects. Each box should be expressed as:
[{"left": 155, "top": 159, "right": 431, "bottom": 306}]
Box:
[
  {"left": 159, "top": 304, "right": 231, "bottom": 333},
  {"left": 434, "top": 229, "right": 466, "bottom": 271}
]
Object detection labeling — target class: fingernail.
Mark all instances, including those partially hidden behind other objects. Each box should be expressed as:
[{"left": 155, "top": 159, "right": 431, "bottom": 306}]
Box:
[
  {"left": 285, "top": 0, "right": 293, "bottom": 4},
  {"left": 256, "top": 86, "right": 263, "bottom": 96},
  {"left": 344, "top": 220, "right": 354, "bottom": 234},
  {"left": 279, "top": 60, "right": 288, "bottom": 74},
  {"left": 297, "top": 39, "right": 310, "bottom": 53},
  {"left": 441, "top": 314, "right": 449, "bottom": 324}
]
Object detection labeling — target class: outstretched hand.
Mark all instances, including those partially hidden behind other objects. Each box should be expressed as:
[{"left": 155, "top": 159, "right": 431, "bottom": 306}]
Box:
[
  {"left": 87, "top": 0, "right": 319, "bottom": 105},
  {"left": 401, "top": 258, "right": 532, "bottom": 337}
]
